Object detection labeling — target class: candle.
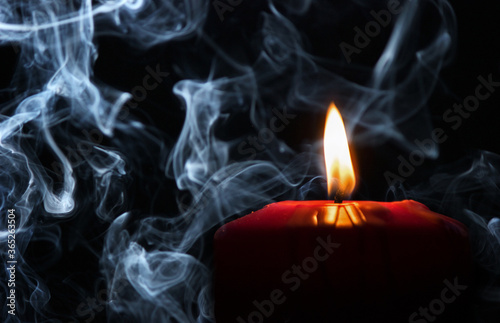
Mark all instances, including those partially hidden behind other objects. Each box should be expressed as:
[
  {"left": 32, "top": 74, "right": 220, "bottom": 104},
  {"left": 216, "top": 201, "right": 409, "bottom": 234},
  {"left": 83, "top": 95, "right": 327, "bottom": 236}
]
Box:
[{"left": 214, "top": 104, "right": 471, "bottom": 323}]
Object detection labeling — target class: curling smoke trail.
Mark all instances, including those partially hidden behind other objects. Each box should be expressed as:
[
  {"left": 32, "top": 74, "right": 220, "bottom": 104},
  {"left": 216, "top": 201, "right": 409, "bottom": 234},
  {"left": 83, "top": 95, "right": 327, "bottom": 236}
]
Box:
[
  {"left": 0, "top": 0, "right": 498, "bottom": 322},
  {"left": 0, "top": 0, "right": 205, "bottom": 321}
]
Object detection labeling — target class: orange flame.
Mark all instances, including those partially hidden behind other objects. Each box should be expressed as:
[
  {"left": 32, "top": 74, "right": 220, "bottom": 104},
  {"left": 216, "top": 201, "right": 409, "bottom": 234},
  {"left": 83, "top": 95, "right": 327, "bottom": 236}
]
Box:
[{"left": 324, "top": 103, "right": 356, "bottom": 201}]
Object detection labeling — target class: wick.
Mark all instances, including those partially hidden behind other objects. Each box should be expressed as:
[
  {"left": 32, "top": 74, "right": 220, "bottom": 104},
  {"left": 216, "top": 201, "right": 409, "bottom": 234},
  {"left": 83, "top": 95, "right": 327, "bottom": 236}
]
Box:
[{"left": 333, "top": 189, "right": 344, "bottom": 204}]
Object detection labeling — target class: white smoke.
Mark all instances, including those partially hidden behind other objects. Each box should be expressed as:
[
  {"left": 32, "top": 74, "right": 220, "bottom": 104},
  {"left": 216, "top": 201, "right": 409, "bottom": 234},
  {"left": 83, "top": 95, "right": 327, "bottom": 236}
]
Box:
[{"left": 0, "top": 0, "right": 497, "bottom": 322}]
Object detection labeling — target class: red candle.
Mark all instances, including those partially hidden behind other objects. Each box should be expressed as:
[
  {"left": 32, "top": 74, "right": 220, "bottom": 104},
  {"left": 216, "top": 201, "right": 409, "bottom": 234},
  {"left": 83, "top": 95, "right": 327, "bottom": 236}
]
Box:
[
  {"left": 213, "top": 104, "right": 471, "bottom": 322},
  {"left": 214, "top": 200, "right": 470, "bottom": 322}
]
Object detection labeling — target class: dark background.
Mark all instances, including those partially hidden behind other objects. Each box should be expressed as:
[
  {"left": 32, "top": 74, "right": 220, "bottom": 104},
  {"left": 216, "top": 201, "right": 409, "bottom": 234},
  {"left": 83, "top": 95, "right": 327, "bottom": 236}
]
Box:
[{"left": 1, "top": 0, "right": 500, "bottom": 322}]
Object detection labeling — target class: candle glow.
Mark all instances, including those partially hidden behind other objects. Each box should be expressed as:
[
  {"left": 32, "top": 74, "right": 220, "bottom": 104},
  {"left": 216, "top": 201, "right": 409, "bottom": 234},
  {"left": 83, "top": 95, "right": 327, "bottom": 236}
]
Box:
[
  {"left": 215, "top": 103, "right": 471, "bottom": 323},
  {"left": 323, "top": 103, "right": 356, "bottom": 201}
]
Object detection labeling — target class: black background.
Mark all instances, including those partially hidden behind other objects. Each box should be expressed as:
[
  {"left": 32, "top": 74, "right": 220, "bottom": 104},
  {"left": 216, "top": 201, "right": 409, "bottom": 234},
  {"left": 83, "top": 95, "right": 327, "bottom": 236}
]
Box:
[{"left": 1, "top": 0, "right": 500, "bottom": 322}]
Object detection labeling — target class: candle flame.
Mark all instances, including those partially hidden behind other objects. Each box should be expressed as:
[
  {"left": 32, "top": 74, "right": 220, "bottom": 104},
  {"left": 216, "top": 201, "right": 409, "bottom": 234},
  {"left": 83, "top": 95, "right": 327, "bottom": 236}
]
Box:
[{"left": 324, "top": 103, "right": 356, "bottom": 201}]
